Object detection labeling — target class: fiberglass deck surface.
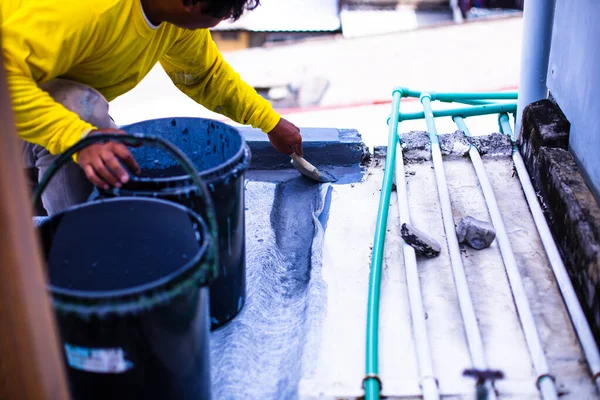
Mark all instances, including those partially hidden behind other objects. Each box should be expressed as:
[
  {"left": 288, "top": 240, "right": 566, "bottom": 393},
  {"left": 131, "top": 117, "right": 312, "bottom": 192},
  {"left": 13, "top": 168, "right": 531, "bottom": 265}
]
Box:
[{"left": 222, "top": 152, "right": 598, "bottom": 399}]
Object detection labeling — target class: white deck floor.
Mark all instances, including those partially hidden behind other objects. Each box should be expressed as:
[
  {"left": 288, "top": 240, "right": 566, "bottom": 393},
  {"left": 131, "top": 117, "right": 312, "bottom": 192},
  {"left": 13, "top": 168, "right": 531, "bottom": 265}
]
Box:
[{"left": 299, "top": 155, "right": 598, "bottom": 399}]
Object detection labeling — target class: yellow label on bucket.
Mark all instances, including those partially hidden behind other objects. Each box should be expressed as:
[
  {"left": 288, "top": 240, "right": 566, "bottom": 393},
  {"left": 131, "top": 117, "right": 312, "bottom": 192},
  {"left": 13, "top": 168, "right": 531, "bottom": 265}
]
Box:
[{"left": 64, "top": 344, "right": 133, "bottom": 374}]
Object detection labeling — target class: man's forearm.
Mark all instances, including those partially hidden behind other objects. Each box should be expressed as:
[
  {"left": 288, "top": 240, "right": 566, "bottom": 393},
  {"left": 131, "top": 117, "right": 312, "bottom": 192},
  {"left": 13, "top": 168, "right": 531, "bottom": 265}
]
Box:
[
  {"left": 6, "top": 73, "right": 95, "bottom": 157},
  {"left": 161, "top": 30, "right": 281, "bottom": 133}
]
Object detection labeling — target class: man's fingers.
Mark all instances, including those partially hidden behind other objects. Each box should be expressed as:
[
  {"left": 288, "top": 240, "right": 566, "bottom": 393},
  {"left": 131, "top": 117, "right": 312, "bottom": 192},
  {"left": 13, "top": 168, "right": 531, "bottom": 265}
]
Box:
[
  {"left": 295, "top": 141, "right": 303, "bottom": 157},
  {"left": 83, "top": 164, "right": 109, "bottom": 190},
  {"left": 102, "top": 152, "right": 129, "bottom": 185},
  {"left": 92, "top": 157, "right": 120, "bottom": 188},
  {"left": 114, "top": 144, "right": 141, "bottom": 176}
]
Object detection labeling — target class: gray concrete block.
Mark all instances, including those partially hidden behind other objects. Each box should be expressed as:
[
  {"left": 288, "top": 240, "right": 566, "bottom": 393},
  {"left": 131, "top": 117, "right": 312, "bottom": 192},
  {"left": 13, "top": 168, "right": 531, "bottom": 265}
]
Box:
[
  {"left": 456, "top": 216, "right": 496, "bottom": 250},
  {"left": 239, "top": 127, "right": 369, "bottom": 170},
  {"left": 519, "top": 99, "right": 570, "bottom": 150},
  {"left": 538, "top": 147, "right": 600, "bottom": 281},
  {"left": 396, "top": 131, "right": 512, "bottom": 163},
  {"left": 519, "top": 98, "right": 600, "bottom": 337},
  {"left": 400, "top": 223, "right": 441, "bottom": 258}
]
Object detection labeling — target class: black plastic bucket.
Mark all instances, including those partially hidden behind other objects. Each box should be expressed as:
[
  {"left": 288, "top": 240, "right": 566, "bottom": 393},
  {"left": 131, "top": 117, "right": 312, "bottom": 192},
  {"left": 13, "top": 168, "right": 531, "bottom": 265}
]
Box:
[
  {"left": 33, "top": 134, "right": 219, "bottom": 399},
  {"left": 100, "top": 117, "right": 250, "bottom": 330}
]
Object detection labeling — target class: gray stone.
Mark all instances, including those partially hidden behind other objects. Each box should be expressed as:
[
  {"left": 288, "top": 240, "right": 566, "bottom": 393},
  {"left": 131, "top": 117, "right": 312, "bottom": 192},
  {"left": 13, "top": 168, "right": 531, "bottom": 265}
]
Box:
[
  {"left": 467, "top": 132, "right": 513, "bottom": 157},
  {"left": 456, "top": 216, "right": 496, "bottom": 250},
  {"left": 400, "top": 223, "right": 441, "bottom": 258},
  {"left": 398, "top": 130, "right": 511, "bottom": 163},
  {"left": 439, "top": 130, "right": 471, "bottom": 157}
]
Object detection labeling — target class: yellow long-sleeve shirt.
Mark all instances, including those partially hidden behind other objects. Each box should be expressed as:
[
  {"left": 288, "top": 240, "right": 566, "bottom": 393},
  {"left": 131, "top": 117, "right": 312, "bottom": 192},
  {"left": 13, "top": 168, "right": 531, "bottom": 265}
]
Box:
[{"left": 1, "top": 0, "right": 281, "bottom": 157}]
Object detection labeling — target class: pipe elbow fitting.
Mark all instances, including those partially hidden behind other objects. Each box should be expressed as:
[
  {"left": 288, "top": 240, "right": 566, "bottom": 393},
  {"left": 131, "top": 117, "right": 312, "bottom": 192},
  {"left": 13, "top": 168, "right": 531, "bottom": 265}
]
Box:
[
  {"left": 392, "top": 87, "right": 406, "bottom": 97},
  {"left": 420, "top": 92, "right": 433, "bottom": 102}
]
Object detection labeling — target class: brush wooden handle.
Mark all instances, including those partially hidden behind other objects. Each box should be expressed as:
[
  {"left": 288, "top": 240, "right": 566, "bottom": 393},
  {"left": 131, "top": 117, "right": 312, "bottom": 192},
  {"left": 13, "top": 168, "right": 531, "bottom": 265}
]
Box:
[{"left": 290, "top": 153, "right": 318, "bottom": 173}]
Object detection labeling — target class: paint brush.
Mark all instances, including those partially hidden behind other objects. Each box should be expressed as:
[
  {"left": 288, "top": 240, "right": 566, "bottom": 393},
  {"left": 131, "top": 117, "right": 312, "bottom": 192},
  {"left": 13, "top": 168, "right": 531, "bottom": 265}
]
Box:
[{"left": 290, "top": 153, "right": 337, "bottom": 183}]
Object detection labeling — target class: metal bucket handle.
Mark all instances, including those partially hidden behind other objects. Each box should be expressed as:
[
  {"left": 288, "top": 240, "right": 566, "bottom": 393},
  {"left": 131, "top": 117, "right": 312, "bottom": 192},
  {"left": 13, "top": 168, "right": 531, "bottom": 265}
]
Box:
[{"left": 32, "top": 133, "right": 220, "bottom": 280}]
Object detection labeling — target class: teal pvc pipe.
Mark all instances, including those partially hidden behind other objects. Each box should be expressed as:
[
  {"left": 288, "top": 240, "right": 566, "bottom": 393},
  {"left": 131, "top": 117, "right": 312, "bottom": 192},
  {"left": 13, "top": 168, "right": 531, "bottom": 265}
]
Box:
[
  {"left": 364, "top": 89, "right": 402, "bottom": 400},
  {"left": 439, "top": 98, "right": 497, "bottom": 106},
  {"left": 421, "top": 94, "right": 440, "bottom": 146},
  {"left": 498, "top": 113, "right": 515, "bottom": 141},
  {"left": 395, "top": 87, "right": 518, "bottom": 101},
  {"left": 397, "top": 102, "right": 517, "bottom": 122}
]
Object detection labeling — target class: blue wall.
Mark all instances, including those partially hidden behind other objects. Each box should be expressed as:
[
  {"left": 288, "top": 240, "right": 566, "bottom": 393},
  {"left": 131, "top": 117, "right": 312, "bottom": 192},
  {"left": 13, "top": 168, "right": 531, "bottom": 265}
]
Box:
[{"left": 547, "top": 0, "right": 600, "bottom": 199}]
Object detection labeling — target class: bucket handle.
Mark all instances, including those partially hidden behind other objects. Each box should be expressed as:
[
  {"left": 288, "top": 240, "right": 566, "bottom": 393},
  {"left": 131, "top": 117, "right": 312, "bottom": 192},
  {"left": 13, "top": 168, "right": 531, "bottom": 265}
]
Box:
[{"left": 32, "top": 133, "right": 219, "bottom": 278}]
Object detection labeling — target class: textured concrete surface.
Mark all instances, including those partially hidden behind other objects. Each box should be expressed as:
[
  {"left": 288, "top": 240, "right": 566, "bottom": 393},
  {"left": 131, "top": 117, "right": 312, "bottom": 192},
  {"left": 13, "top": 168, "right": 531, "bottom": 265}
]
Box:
[
  {"left": 375, "top": 131, "right": 513, "bottom": 163},
  {"left": 537, "top": 147, "right": 600, "bottom": 333},
  {"left": 33, "top": 145, "right": 600, "bottom": 398},
  {"left": 297, "top": 150, "right": 598, "bottom": 398}
]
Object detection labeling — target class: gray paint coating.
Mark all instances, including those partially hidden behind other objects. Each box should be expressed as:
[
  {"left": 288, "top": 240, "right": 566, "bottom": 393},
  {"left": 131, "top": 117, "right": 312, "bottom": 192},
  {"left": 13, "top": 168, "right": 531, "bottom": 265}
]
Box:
[
  {"left": 547, "top": 0, "right": 600, "bottom": 199},
  {"left": 209, "top": 179, "right": 330, "bottom": 400},
  {"left": 240, "top": 127, "right": 369, "bottom": 170}
]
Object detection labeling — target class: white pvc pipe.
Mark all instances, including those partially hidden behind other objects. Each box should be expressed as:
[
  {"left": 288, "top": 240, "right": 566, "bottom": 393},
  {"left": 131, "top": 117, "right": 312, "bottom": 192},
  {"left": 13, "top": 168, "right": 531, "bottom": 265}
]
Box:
[
  {"left": 449, "top": 0, "right": 464, "bottom": 24},
  {"left": 500, "top": 116, "right": 600, "bottom": 394},
  {"left": 421, "top": 95, "right": 495, "bottom": 399},
  {"left": 394, "top": 140, "right": 439, "bottom": 400},
  {"left": 515, "top": 0, "right": 557, "bottom": 138},
  {"left": 455, "top": 117, "right": 558, "bottom": 400}
]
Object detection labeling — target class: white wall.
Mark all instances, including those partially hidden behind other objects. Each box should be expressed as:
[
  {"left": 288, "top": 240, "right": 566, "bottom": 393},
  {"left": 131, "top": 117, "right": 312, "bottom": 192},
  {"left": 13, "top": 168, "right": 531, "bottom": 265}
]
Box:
[{"left": 547, "top": 0, "right": 600, "bottom": 198}]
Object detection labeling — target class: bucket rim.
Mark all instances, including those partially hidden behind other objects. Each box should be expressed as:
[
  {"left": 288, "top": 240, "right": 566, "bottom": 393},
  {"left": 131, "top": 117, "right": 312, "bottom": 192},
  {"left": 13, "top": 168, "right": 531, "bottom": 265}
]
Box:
[
  {"left": 38, "top": 197, "right": 214, "bottom": 300},
  {"left": 121, "top": 117, "right": 249, "bottom": 184},
  {"left": 125, "top": 144, "right": 251, "bottom": 188}
]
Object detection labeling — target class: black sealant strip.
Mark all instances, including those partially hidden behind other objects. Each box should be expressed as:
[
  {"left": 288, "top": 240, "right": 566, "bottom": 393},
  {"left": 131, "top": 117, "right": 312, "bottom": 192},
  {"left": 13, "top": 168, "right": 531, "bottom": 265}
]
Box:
[{"left": 269, "top": 177, "right": 322, "bottom": 298}]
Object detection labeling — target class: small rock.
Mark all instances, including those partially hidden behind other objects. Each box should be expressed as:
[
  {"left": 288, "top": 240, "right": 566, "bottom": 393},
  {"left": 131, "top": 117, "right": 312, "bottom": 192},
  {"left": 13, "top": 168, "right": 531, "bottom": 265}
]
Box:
[
  {"left": 400, "top": 223, "right": 441, "bottom": 258},
  {"left": 456, "top": 216, "right": 496, "bottom": 250}
]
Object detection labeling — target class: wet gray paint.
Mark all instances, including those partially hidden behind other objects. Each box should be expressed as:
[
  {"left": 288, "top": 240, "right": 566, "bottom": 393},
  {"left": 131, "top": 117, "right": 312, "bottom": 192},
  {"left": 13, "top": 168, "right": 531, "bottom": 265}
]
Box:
[
  {"left": 246, "top": 165, "right": 364, "bottom": 185},
  {"left": 270, "top": 177, "right": 326, "bottom": 297},
  {"left": 209, "top": 178, "right": 331, "bottom": 399},
  {"left": 240, "top": 127, "right": 369, "bottom": 170}
]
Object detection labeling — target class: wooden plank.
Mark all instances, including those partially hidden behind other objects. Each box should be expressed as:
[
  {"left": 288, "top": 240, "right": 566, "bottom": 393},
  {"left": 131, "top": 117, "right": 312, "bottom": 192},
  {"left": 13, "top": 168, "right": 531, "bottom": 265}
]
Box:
[{"left": 0, "top": 25, "right": 71, "bottom": 400}]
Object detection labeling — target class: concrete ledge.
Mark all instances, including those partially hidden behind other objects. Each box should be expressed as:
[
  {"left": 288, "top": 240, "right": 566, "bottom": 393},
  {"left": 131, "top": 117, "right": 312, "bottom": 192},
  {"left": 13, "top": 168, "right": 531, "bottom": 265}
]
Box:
[
  {"left": 519, "top": 100, "right": 600, "bottom": 338},
  {"left": 238, "top": 127, "right": 369, "bottom": 170},
  {"left": 519, "top": 99, "right": 570, "bottom": 150},
  {"left": 372, "top": 131, "right": 513, "bottom": 162}
]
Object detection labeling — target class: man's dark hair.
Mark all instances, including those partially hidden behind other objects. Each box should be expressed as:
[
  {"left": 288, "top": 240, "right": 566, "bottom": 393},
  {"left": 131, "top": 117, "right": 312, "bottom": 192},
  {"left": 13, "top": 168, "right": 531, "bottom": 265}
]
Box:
[{"left": 183, "top": 0, "right": 261, "bottom": 21}]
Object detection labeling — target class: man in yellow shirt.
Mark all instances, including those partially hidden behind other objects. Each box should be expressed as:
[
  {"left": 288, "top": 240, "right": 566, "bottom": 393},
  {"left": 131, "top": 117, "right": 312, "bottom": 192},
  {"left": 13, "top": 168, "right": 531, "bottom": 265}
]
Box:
[{"left": 2, "top": 0, "right": 303, "bottom": 214}]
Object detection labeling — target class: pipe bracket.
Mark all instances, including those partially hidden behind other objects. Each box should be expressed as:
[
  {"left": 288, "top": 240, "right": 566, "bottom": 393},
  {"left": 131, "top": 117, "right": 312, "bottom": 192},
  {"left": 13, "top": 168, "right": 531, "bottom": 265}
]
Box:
[
  {"left": 392, "top": 87, "right": 405, "bottom": 96},
  {"left": 419, "top": 92, "right": 432, "bottom": 102},
  {"left": 535, "top": 373, "right": 556, "bottom": 390},
  {"left": 418, "top": 375, "right": 439, "bottom": 389},
  {"left": 362, "top": 373, "right": 383, "bottom": 391}
]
